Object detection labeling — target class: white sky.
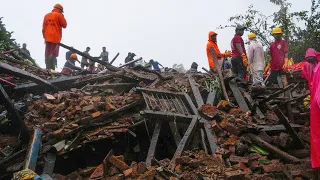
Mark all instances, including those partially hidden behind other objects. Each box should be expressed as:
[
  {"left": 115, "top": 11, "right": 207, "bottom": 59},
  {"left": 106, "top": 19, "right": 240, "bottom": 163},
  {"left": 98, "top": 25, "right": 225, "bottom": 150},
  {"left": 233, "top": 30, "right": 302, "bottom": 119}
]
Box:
[{"left": 0, "top": 0, "right": 310, "bottom": 71}]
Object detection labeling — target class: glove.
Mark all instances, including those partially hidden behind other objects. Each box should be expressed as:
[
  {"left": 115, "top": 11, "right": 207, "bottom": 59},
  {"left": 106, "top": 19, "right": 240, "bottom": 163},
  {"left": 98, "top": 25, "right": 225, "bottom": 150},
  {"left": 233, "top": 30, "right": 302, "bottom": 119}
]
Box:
[
  {"left": 224, "top": 50, "right": 232, "bottom": 58},
  {"left": 241, "top": 53, "right": 248, "bottom": 67},
  {"left": 264, "top": 63, "right": 271, "bottom": 74},
  {"left": 283, "top": 58, "right": 289, "bottom": 72}
]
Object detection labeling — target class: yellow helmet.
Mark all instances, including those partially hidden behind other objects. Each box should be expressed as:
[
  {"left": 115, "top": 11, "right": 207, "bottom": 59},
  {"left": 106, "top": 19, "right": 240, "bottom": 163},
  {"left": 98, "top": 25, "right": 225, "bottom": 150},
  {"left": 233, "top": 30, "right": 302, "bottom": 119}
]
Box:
[
  {"left": 272, "top": 27, "right": 283, "bottom": 35},
  {"left": 248, "top": 33, "right": 256, "bottom": 39}
]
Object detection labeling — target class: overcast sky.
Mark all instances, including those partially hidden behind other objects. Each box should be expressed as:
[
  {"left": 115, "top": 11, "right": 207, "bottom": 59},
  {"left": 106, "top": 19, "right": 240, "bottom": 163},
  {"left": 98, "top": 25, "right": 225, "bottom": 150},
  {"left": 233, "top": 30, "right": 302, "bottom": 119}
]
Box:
[{"left": 0, "top": 0, "right": 311, "bottom": 71}]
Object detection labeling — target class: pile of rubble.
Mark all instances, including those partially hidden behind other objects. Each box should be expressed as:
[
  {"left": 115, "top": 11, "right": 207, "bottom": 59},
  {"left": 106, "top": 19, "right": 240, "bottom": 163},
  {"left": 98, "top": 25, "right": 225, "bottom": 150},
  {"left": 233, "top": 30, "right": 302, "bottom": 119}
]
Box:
[{"left": 0, "top": 52, "right": 313, "bottom": 180}]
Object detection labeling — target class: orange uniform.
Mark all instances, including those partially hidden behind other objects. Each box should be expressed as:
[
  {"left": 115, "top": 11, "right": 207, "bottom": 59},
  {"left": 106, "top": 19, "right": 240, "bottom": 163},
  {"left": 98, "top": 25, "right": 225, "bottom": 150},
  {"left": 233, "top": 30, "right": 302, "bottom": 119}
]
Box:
[
  {"left": 206, "top": 31, "right": 222, "bottom": 70},
  {"left": 42, "top": 9, "right": 67, "bottom": 43}
]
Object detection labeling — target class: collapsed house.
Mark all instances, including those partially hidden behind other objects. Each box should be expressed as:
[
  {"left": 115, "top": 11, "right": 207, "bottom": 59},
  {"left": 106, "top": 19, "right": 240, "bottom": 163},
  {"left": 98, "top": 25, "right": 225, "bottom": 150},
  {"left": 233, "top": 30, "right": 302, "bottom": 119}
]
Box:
[{"left": 0, "top": 48, "right": 313, "bottom": 179}]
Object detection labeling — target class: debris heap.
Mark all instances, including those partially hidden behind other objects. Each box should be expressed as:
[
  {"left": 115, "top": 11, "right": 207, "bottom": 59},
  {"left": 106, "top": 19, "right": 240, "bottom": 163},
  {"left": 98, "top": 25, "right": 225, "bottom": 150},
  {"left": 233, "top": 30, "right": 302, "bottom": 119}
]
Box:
[{"left": 0, "top": 53, "right": 313, "bottom": 180}]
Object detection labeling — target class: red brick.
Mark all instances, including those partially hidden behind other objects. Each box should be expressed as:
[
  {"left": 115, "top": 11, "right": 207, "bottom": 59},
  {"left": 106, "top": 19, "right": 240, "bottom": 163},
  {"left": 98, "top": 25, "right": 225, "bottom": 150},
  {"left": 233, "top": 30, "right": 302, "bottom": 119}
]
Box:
[
  {"left": 224, "top": 137, "right": 239, "bottom": 146},
  {"left": 123, "top": 168, "right": 133, "bottom": 177},
  {"left": 248, "top": 153, "right": 262, "bottom": 161},
  {"left": 108, "top": 155, "right": 130, "bottom": 171},
  {"left": 75, "top": 106, "right": 82, "bottom": 111},
  {"left": 91, "top": 111, "right": 101, "bottom": 118},
  {"left": 224, "top": 170, "right": 245, "bottom": 180},
  {"left": 137, "top": 162, "right": 147, "bottom": 174},
  {"left": 229, "top": 155, "right": 249, "bottom": 164},
  {"left": 82, "top": 105, "right": 95, "bottom": 112},
  {"left": 44, "top": 93, "right": 56, "bottom": 100},
  {"left": 262, "top": 163, "right": 283, "bottom": 173}
]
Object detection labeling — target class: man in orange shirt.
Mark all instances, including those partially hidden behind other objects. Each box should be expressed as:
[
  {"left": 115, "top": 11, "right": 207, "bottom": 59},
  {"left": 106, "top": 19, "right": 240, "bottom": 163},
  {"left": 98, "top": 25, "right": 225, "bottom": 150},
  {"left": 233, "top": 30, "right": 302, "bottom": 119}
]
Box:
[
  {"left": 206, "top": 31, "right": 231, "bottom": 71},
  {"left": 42, "top": 4, "right": 67, "bottom": 70}
]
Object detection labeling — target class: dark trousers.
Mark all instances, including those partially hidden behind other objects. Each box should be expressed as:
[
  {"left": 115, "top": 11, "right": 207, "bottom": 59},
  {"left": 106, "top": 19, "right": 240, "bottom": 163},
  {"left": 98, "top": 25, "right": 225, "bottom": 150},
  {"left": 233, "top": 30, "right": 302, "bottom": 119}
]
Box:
[
  {"left": 45, "top": 54, "right": 56, "bottom": 70},
  {"left": 267, "top": 70, "right": 285, "bottom": 84},
  {"left": 231, "top": 56, "right": 245, "bottom": 78}
]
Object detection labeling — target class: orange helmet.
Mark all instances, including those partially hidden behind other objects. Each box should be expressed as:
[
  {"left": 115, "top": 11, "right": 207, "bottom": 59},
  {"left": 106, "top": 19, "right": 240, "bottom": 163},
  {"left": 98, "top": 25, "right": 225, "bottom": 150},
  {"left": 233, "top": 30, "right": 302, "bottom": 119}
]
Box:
[
  {"left": 70, "top": 53, "right": 78, "bottom": 60},
  {"left": 54, "top": 4, "right": 64, "bottom": 12}
]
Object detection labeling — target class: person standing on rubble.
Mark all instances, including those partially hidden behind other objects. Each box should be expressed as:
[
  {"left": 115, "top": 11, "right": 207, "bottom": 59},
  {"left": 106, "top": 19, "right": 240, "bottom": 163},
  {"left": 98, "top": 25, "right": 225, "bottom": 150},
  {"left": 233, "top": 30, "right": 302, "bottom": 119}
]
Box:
[
  {"left": 21, "top": 43, "right": 31, "bottom": 58},
  {"left": 61, "top": 54, "right": 84, "bottom": 76},
  {"left": 81, "top": 47, "right": 91, "bottom": 68},
  {"left": 149, "top": 59, "right": 164, "bottom": 72},
  {"left": 247, "top": 33, "right": 266, "bottom": 87},
  {"left": 206, "top": 31, "right": 232, "bottom": 71},
  {"left": 187, "top": 62, "right": 198, "bottom": 73},
  {"left": 264, "top": 28, "right": 289, "bottom": 84},
  {"left": 99, "top": 47, "right": 109, "bottom": 63},
  {"left": 301, "top": 48, "right": 320, "bottom": 90},
  {"left": 309, "top": 48, "right": 320, "bottom": 171},
  {"left": 42, "top": 4, "right": 67, "bottom": 70},
  {"left": 230, "top": 25, "right": 248, "bottom": 79}
]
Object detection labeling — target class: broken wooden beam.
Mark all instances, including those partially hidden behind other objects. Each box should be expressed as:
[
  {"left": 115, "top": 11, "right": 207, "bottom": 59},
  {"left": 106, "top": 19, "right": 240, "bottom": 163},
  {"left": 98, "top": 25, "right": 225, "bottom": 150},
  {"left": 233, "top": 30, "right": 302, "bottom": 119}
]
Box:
[
  {"left": 261, "top": 83, "right": 295, "bottom": 104},
  {"left": 200, "top": 129, "right": 208, "bottom": 154},
  {"left": 243, "top": 91, "right": 265, "bottom": 119},
  {"left": 59, "top": 43, "right": 120, "bottom": 72},
  {"left": 210, "top": 47, "right": 229, "bottom": 101},
  {"left": 206, "top": 91, "right": 217, "bottom": 105},
  {"left": 109, "top": 52, "right": 120, "bottom": 65},
  {"left": 203, "top": 121, "right": 219, "bottom": 154},
  {"left": 279, "top": 76, "right": 294, "bottom": 122},
  {"left": 271, "top": 105, "right": 304, "bottom": 148},
  {"left": 188, "top": 75, "right": 204, "bottom": 107},
  {"left": 146, "top": 122, "right": 162, "bottom": 168},
  {"left": 0, "top": 62, "right": 55, "bottom": 90},
  {"left": 119, "top": 57, "right": 142, "bottom": 68},
  {"left": 229, "top": 79, "right": 250, "bottom": 112},
  {"left": 141, "top": 111, "right": 193, "bottom": 123},
  {"left": 247, "top": 133, "right": 300, "bottom": 163},
  {"left": 0, "top": 84, "right": 29, "bottom": 139},
  {"left": 23, "top": 129, "right": 41, "bottom": 171},
  {"left": 168, "top": 116, "right": 199, "bottom": 171},
  {"left": 256, "top": 124, "right": 301, "bottom": 133},
  {"left": 169, "top": 122, "right": 182, "bottom": 147}
]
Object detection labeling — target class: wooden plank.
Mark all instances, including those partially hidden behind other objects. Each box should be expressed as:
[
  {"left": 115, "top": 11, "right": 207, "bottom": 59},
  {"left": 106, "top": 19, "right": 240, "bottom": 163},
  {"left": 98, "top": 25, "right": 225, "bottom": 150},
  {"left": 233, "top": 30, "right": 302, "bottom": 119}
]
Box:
[
  {"left": 141, "top": 110, "right": 194, "bottom": 123},
  {"left": 280, "top": 75, "right": 294, "bottom": 122},
  {"left": 200, "top": 129, "right": 208, "bottom": 154},
  {"left": 109, "top": 52, "right": 120, "bottom": 65},
  {"left": 229, "top": 79, "right": 250, "bottom": 112},
  {"left": 272, "top": 105, "right": 304, "bottom": 148},
  {"left": 0, "top": 84, "right": 29, "bottom": 139},
  {"left": 210, "top": 47, "right": 229, "bottom": 101},
  {"left": 243, "top": 91, "right": 265, "bottom": 119},
  {"left": 146, "top": 122, "right": 162, "bottom": 168},
  {"left": 168, "top": 117, "right": 199, "bottom": 171},
  {"left": 59, "top": 43, "right": 120, "bottom": 72},
  {"left": 206, "top": 91, "right": 217, "bottom": 105},
  {"left": 203, "top": 121, "right": 219, "bottom": 154},
  {"left": 169, "top": 122, "right": 182, "bottom": 147},
  {"left": 0, "top": 62, "right": 55, "bottom": 89},
  {"left": 188, "top": 75, "right": 204, "bottom": 107},
  {"left": 257, "top": 124, "right": 301, "bottom": 132},
  {"left": 247, "top": 133, "right": 300, "bottom": 163}
]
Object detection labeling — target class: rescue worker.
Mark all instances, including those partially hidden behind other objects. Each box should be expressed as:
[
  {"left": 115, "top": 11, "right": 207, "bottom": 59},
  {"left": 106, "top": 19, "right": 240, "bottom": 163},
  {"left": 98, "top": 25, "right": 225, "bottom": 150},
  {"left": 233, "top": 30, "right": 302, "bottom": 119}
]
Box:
[
  {"left": 231, "top": 25, "right": 248, "bottom": 79},
  {"left": 65, "top": 47, "right": 73, "bottom": 61},
  {"left": 149, "top": 59, "right": 164, "bottom": 72},
  {"left": 99, "top": 47, "right": 109, "bottom": 63},
  {"left": 206, "top": 31, "right": 231, "bottom": 71},
  {"left": 264, "top": 27, "right": 289, "bottom": 84},
  {"left": 309, "top": 49, "right": 320, "bottom": 170},
  {"left": 301, "top": 48, "right": 320, "bottom": 90},
  {"left": 61, "top": 54, "right": 83, "bottom": 76},
  {"left": 187, "top": 62, "right": 198, "bottom": 73},
  {"left": 81, "top": 47, "right": 91, "bottom": 68},
  {"left": 247, "top": 33, "right": 266, "bottom": 87},
  {"left": 21, "top": 43, "right": 30, "bottom": 58},
  {"left": 42, "top": 4, "right": 67, "bottom": 70}
]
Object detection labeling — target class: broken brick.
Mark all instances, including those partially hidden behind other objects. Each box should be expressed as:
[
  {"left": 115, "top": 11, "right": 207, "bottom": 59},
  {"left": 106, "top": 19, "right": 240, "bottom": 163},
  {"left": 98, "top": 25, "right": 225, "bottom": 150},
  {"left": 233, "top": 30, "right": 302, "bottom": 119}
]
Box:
[
  {"left": 75, "top": 106, "right": 82, "bottom": 111},
  {"left": 108, "top": 155, "right": 130, "bottom": 171},
  {"left": 108, "top": 165, "right": 120, "bottom": 176},
  {"left": 262, "top": 163, "right": 283, "bottom": 173},
  {"left": 224, "top": 137, "right": 239, "bottom": 146},
  {"left": 248, "top": 153, "right": 262, "bottom": 161},
  {"left": 224, "top": 170, "right": 245, "bottom": 180},
  {"left": 137, "top": 162, "right": 147, "bottom": 174},
  {"left": 229, "top": 155, "right": 249, "bottom": 164},
  {"left": 91, "top": 111, "right": 101, "bottom": 118},
  {"left": 123, "top": 168, "right": 133, "bottom": 177},
  {"left": 105, "top": 103, "right": 116, "bottom": 111},
  {"left": 208, "top": 120, "right": 221, "bottom": 132},
  {"left": 273, "top": 132, "right": 290, "bottom": 148},
  {"left": 82, "top": 105, "right": 95, "bottom": 112},
  {"left": 44, "top": 93, "right": 56, "bottom": 100}
]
